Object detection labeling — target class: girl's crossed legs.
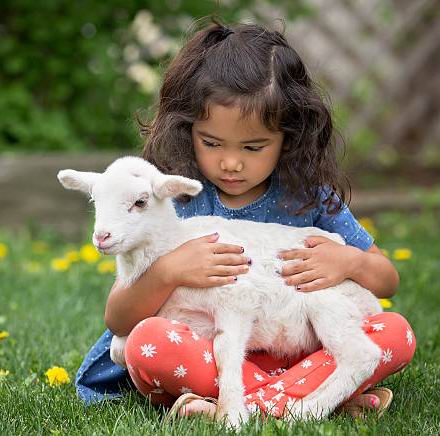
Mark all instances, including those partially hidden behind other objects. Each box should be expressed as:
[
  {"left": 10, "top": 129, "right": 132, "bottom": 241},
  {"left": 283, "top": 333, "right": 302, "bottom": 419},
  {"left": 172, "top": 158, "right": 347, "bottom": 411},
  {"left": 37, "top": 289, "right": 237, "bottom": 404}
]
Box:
[{"left": 125, "top": 313, "right": 416, "bottom": 418}]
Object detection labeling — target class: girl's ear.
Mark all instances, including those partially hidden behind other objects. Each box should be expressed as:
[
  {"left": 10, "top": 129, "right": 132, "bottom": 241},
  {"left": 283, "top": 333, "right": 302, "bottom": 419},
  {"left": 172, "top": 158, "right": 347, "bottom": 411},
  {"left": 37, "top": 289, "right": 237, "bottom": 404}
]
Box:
[
  {"left": 57, "top": 170, "right": 101, "bottom": 194},
  {"left": 152, "top": 174, "right": 203, "bottom": 199}
]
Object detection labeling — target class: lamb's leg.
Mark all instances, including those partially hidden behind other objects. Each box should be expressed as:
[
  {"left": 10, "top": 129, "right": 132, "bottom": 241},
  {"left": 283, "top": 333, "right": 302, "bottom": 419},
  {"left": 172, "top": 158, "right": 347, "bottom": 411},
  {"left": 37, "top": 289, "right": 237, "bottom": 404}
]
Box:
[
  {"left": 286, "top": 295, "right": 382, "bottom": 421},
  {"left": 213, "top": 310, "right": 253, "bottom": 428},
  {"left": 110, "top": 335, "right": 128, "bottom": 368}
]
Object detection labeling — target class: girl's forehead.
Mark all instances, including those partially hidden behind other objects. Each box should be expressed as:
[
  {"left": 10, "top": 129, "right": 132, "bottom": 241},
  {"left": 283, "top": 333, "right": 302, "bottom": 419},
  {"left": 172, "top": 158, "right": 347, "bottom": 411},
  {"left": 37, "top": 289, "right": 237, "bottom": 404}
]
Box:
[{"left": 194, "top": 103, "right": 275, "bottom": 135}]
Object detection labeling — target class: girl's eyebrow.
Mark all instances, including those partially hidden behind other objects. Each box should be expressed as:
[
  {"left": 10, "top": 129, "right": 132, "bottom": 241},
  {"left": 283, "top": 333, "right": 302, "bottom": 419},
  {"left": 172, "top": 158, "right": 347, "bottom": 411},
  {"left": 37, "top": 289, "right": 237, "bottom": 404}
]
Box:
[{"left": 197, "top": 130, "right": 270, "bottom": 144}]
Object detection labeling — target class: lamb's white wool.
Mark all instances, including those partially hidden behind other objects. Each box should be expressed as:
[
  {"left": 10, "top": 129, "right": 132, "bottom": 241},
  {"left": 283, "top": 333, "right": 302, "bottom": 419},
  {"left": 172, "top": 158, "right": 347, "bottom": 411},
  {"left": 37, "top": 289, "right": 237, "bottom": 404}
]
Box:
[{"left": 58, "top": 156, "right": 382, "bottom": 428}]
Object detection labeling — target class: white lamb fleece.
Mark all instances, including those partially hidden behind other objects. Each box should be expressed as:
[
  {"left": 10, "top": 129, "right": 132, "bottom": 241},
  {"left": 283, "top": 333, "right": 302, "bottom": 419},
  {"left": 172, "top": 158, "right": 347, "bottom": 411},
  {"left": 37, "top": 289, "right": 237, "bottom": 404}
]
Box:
[{"left": 58, "top": 156, "right": 382, "bottom": 428}]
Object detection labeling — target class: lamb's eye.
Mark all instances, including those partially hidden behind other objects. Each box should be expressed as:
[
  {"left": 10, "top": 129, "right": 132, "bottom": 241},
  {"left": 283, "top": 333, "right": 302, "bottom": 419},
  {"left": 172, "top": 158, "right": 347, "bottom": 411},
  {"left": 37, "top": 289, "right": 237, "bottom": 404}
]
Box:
[{"left": 134, "top": 199, "right": 147, "bottom": 208}]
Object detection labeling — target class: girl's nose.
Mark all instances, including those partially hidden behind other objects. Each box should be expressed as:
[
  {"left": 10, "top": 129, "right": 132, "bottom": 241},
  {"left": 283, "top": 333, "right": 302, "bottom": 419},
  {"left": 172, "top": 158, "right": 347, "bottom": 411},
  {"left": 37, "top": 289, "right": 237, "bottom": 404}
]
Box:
[{"left": 220, "top": 158, "right": 243, "bottom": 172}]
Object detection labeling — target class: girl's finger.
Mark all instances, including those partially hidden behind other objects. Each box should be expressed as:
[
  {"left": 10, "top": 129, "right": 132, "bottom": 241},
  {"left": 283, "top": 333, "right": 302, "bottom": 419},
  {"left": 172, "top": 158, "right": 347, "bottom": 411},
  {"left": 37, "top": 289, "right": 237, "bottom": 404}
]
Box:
[
  {"left": 284, "top": 270, "right": 317, "bottom": 286},
  {"left": 278, "top": 249, "right": 311, "bottom": 261},
  {"left": 212, "top": 243, "right": 245, "bottom": 254},
  {"left": 279, "top": 259, "right": 311, "bottom": 276},
  {"left": 214, "top": 253, "right": 250, "bottom": 266},
  {"left": 294, "top": 278, "right": 328, "bottom": 292},
  {"left": 212, "top": 264, "right": 250, "bottom": 277}
]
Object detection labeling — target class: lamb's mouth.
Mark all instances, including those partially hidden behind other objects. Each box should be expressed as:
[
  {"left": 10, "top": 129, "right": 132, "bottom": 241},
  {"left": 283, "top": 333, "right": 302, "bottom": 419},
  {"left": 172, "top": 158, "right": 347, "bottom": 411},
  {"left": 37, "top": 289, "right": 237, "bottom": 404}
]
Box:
[{"left": 96, "top": 243, "right": 119, "bottom": 255}]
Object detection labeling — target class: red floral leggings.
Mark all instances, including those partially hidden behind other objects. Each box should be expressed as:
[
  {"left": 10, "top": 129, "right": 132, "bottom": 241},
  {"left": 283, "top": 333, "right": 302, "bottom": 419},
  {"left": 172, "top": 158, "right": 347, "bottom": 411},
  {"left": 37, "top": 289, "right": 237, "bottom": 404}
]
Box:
[{"left": 125, "top": 312, "right": 416, "bottom": 417}]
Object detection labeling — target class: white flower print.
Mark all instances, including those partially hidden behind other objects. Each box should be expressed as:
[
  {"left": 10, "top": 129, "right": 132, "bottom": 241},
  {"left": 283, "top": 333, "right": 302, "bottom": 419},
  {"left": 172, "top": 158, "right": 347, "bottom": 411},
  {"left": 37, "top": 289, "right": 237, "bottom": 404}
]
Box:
[
  {"left": 171, "top": 319, "right": 180, "bottom": 325},
  {"left": 174, "top": 364, "right": 188, "bottom": 378},
  {"left": 151, "top": 388, "right": 164, "bottom": 394},
  {"left": 191, "top": 331, "right": 200, "bottom": 341},
  {"left": 286, "top": 397, "right": 297, "bottom": 409},
  {"left": 245, "top": 393, "right": 253, "bottom": 400},
  {"left": 247, "top": 402, "right": 259, "bottom": 414},
  {"left": 371, "top": 322, "right": 386, "bottom": 332},
  {"left": 153, "top": 378, "right": 161, "bottom": 387},
  {"left": 264, "top": 400, "right": 279, "bottom": 416},
  {"left": 323, "top": 349, "right": 333, "bottom": 357},
  {"left": 254, "top": 372, "right": 264, "bottom": 382},
  {"left": 166, "top": 330, "right": 183, "bottom": 345},
  {"left": 214, "top": 376, "right": 219, "bottom": 387},
  {"left": 203, "top": 350, "right": 213, "bottom": 364},
  {"left": 322, "top": 360, "right": 333, "bottom": 367},
  {"left": 256, "top": 388, "right": 265, "bottom": 401},
  {"left": 180, "top": 386, "right": 193, "bottom": 394},
  {"left": 301, "top": 359, "right": 313, "bottom": 369},
  {"left": 295, "top": 377, "right": 306, "bottom": 385},
  {"left": 272, "top": 392, "right": 285, "bottom": 402},
  {"left": 382, "top": 348, "right": 393, "bottom": 364},
  {"left": 406, "top": 328, "right": 413, "bottom": 346},
  {"left": 269, "top": 380, "right": 285, "bottom": 392},
  {"left": 140, "top": 343, "right": 157, "bottom": 358}
]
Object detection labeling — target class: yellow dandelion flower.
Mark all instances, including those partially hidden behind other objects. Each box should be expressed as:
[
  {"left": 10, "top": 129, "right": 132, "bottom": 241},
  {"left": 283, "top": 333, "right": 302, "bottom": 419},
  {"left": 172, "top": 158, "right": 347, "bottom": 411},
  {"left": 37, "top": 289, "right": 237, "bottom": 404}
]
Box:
[
  {"left": 0, "top": 243, "right": 8, "bottom": 259},
  {"left": 0, "top": 369, "right": 10, "bottom": 379},
  {"left": 380, "top": 299, "right": 393, "bottom": 309},
  {"left": 51, "top": 258, "right": 71, "bottom": 271},
  {"left": 45, "top": 366, "right": 70, "bottom": 387},
  {"left": 31, "top": 241, "right": 49, "bottom": 255},
  {"left": 80, "top": 244, "right": 101, "bottom": 263},
  {"left": 393, "top": 248, "right": 412, "bottom": 261},
  {"left": 97, "top": 259, "right": 116, "bottom": 274},
  {"left": 23, "top": 261, "right": 43, "bottom": 273},
  {"left": 0, "top": 331, "right": 10, "bottom": 340},
  {"left": 381, "top": 249, "right": 390, "bottom": 258},
  {"left": 65, "top": 250, "right": 80, "bottom": 263},
  {"left": 358, "top": 217, "right": 378, "bottom": 239}
]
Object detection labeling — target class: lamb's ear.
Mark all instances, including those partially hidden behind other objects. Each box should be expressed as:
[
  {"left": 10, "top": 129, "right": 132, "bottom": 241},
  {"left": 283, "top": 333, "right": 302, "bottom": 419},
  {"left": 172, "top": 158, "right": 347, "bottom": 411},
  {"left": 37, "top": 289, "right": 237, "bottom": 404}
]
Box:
[
  {"left": 153, "top": 174, "right": 203, "bottom": 199},
  {"left": 57, "top": 170, "right": 101, "bottom": 194}
]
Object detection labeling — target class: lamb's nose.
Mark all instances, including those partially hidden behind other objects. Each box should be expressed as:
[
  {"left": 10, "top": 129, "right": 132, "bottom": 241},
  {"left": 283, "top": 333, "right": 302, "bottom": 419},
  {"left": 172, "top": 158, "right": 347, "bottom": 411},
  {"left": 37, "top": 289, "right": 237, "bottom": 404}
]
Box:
[{"left": 94, "top": 232, "right": 111, "bottom": 243}]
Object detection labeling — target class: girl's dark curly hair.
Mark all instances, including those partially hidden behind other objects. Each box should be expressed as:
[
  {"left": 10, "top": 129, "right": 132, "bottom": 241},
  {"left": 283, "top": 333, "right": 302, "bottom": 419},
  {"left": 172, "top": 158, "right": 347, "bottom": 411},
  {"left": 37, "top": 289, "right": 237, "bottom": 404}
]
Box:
[{"left": 140, "top": 17, "right": 350, "bottom": 215}]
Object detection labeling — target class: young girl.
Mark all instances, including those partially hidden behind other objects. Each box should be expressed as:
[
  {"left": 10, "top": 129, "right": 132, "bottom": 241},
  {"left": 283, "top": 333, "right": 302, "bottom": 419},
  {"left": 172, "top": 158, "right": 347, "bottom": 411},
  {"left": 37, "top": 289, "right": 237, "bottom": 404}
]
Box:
[{"left": 76, "top": 19, "right": 415, "bottom": 420}]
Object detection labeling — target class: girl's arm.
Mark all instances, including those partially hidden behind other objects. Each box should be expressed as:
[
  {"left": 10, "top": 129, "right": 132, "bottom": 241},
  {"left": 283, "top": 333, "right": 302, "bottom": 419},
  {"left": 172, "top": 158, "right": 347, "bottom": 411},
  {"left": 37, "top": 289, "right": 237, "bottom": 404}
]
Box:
[
  {"left": 349, "top": 243, "right": 399, "bottom": 298},
  {"left": 104, "top": 256, "right": 175, "bottom": 337},
  {"left": 277, "top": 237, "right": 399, "bottom": 298}
]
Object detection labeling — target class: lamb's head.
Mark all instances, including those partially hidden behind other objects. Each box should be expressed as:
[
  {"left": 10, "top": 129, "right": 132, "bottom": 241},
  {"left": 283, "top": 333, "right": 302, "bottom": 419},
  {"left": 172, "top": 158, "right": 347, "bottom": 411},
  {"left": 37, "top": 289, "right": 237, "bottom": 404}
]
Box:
[{"left": 57, "top": 156, "right": 202, "bottom": 254}]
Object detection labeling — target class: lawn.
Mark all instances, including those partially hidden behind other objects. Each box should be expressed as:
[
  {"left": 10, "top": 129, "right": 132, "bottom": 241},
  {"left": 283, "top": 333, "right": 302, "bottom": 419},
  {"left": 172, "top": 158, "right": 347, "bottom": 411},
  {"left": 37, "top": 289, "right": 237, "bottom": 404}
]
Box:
[{"left": 1, "top": 209, "right": 439, "bottom": 435}]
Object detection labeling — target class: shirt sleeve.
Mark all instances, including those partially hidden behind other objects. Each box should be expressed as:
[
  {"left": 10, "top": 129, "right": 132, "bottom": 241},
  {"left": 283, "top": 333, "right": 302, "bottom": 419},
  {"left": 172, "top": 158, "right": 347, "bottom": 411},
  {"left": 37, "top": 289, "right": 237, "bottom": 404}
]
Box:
[{"left": 313, "top": 190, "right": 374, "bottom": 251}]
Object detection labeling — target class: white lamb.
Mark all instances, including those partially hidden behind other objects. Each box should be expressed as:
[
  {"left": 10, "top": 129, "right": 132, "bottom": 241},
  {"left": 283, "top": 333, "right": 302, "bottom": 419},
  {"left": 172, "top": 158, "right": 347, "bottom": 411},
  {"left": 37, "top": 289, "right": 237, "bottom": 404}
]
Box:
[{"left": 58, "top": 156, "right": 382, "bottom": 427}]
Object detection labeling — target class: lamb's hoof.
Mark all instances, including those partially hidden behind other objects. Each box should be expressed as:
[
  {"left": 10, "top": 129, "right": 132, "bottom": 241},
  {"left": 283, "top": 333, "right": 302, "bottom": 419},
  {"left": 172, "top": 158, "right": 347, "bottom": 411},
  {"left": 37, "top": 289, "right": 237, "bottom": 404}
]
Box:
[{"left": 216, "top": 404, "right": 249, "bottom": 429}]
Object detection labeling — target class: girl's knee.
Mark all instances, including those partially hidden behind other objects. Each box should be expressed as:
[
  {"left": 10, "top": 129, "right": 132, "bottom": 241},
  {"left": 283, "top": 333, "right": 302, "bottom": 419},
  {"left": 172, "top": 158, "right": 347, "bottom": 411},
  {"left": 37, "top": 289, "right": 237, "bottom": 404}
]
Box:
[
  {"left": 369, "top": 312, "right": 416, "bottom": 365},
  {"left": 125, "top": 317, "right": 173, "bottom": 365}
]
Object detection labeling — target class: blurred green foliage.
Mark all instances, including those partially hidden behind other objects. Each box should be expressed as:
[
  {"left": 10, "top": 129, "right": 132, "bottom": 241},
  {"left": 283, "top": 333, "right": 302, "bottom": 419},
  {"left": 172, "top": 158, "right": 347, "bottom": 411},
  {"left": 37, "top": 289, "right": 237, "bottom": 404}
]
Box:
[{"left": 0, "top": 0, "right": 310, "bottom": 152}]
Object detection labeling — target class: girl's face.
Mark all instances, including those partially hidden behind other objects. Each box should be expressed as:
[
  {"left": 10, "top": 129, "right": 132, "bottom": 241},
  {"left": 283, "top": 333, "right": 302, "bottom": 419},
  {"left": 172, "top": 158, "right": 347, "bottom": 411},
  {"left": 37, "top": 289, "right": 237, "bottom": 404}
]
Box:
[{"left": 192, "top": 103, "right": 284, "bottom": 208}]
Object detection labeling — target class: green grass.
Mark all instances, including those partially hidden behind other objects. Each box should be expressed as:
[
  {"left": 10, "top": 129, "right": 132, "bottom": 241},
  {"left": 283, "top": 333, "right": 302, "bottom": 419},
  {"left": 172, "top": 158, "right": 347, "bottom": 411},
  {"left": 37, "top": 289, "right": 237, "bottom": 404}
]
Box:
[{"left": 1, "top": 209, "right": 439, "bottom": 435}]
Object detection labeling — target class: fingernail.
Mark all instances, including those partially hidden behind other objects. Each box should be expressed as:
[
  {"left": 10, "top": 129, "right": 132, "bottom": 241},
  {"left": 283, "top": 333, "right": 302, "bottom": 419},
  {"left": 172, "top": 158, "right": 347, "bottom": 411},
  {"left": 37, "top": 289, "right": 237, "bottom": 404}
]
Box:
[{"left": 247, "top": 258, "right": 252, "bottom": 265}]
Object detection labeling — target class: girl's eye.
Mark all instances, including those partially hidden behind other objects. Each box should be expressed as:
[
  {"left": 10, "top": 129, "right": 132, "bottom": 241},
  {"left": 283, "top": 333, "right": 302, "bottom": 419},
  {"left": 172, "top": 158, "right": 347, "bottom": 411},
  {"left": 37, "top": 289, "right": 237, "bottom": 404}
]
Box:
[
  {"left": 202, "top": 139, "right": 220, "bottom": 147},
  {"left": 134, "top": 199, "right": 147, "bottom": 208},
  {"left": 245, "top": 146, "right": 264, "bottom": 152}
]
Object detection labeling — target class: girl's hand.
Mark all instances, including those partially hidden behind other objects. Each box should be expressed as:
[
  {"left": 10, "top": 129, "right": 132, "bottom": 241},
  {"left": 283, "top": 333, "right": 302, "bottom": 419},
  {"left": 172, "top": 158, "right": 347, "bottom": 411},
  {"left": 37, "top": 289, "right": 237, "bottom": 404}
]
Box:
[
  {"left": 164, "top": 233, "right": 251, "bottom": 289},
  {"left": 277, "top": 236, "right": 361, "bottom": 292}
]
